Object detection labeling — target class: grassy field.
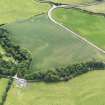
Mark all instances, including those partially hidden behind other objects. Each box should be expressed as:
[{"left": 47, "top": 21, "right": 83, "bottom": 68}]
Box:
[
  {"left": 4, "top": 70, "right": 105, "bottom": 105},
  {"left": 0, "top": 0, "right": 50, "bottom": 24},
  {"left": 2, "top": 14, "right": 105, "bottom": 71},
  {"left": 54, "top": 0, "right": 94, "bottom": 4},
  {"left": 53, "top": 8, "right": 105, "bottom": 50},
  {"left": 0, "top": 78, "right": 9, "bottom": 103}
]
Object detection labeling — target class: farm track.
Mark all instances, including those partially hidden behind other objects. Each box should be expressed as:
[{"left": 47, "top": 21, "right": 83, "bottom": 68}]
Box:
[{"left": 48, "top": 5, "right": 105, "bottom": 54}]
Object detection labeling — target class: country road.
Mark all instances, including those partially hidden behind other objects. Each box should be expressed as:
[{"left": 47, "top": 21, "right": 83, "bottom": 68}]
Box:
[{"left": 48, "top": 5, "right": 105, "bottom": 54}]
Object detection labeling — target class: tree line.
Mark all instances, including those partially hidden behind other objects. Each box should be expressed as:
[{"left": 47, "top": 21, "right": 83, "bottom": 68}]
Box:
[
  {"left": 25, "top": 61, "right": 105, "bottom": 82},
  {"left": 0, "top": 28, "right": 32, "bottom": 77}
]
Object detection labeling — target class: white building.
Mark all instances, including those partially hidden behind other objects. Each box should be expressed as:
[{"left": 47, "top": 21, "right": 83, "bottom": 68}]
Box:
[{"left": 13, "top": 74, "right": 27, "bottom": 87}]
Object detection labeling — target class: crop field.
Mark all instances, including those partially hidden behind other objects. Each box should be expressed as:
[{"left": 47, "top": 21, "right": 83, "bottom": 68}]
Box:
[
  {"left": 0, "top": 0, "right": 50, "bottom": 24},
  {"left": 54, "top": 0, "right": 94, "bottom": 4},
  {"left": 81, "top": 2, "right": 105, "bottom": 13},
  {"left": 53, "top": 8, "right": 105, "bottom": 50},
  {"left": 2, "top": 14, "right": 105, "bottom": 71},
  {"left": 0, "top": 78, "right": 9, "bottom": 103},
  {"left": 4, "top": 70, "right": 105, "bottom": 105}
]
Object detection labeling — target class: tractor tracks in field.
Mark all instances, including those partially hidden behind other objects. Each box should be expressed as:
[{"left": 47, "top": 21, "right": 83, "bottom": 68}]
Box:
[{"left": 48, "top": 5, "right": 105, "bottom": 54}]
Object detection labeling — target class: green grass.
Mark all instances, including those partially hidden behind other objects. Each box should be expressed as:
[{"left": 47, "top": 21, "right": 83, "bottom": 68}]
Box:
[
  {"left": 0, "top": 78, "right": 9, "bottom": 103},
  {"left": 53, "top": 8, "right": 105, "bottom": 50},
  {"left": 2, "top": 14, "right": 105, "bottom": 71},
  {"left": 54, "top": 0, "right": 94, "bottom": 4},
  {"left": 4, "top": 70, "right": 105, "bottom": 105},
  {"left": 0, "top": 0, "right": 50, "bottom": 24}
]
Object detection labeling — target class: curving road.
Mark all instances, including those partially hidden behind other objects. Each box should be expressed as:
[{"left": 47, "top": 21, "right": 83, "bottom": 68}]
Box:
[{"left": 48, "top": 5, "right": 105, "bottom": 54}]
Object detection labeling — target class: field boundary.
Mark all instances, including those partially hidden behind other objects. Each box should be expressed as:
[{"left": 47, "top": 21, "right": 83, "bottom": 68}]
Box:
[
  {"left": 48, "top": 5, "right": 105, "bottom": 54},
  {"left": 0, "top": 79, "right": 13, "bottom": 105},
  {"left": 71, "top": 7, "right": 105, "bottom": 16}
]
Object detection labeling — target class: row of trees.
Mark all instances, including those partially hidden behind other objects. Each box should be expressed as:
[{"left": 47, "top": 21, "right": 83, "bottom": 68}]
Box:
[
  {"left": 0, "top": 59, "right": 17, "bottom": 76},
  {"left": 0, "top": 28, "right": 32, "bottom": 77},
  {"left": 96, "top": 0, "right": 103, "bottom": 1},
  {"left": 25, "top": 61, "right": 105, "bottom": 82}
]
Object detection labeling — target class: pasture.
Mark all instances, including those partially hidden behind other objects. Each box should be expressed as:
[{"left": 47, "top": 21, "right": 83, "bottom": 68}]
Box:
[
  {"left": 0, "top": 78, "right": 9, "bottom": 103},
  {"left": 2, "top": 14, "right": 105, "bottom": 71},
  {"left": 0, "top": 0, "right": 50, "bottom": 24},
  {"left": 5, "top": 70, "right": 105, "bottom": 105},
  {"left": 53, "top": 8, "right": 105, "bottom": 50}
]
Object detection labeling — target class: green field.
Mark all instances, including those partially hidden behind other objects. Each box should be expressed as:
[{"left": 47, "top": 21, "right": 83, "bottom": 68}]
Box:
[
  {"left": 2, "top": 14, "right": 105, "bottom": 71},
  {"left": 0, "top": 0, "right": 50, "bottom": 24},
  {"left": 4, "top": 70, "right": 105, "bottom": 105},
  {"left": 54, "top": 0, "right": 94, "bottom": 4},
  {"left": 0, "top": 78, "right": 9, "bottom": 103},
  {"left": 53, "top": 8, "right": 105, "bottom": 50}
]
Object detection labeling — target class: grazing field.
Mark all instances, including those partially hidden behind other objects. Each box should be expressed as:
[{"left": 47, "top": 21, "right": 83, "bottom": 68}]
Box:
[
  {"left": 0, "top": 0, "right": 50, "bottom": 24},
  {"left": 54, "top": 0, "right": 94, "bottom": 4},
  {"left": 0, "top": 78, "right": 9, "bottom": 103},
  {"left": 53, "top": 8, "right": 105, "bottom": 50},
  {"left": 2, "top": 14, "right": 105, "bottom": 71},
  {"left": 5, "top": 70, "right": 105, "bottom": 105}
]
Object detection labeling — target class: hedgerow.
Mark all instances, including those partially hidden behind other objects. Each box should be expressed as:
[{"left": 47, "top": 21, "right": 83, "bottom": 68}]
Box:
[
  {"left": 25, "top": 61, "right": 105, "bottom": 82},
  {"left": 0, "top": 28, "right": 32, "bottom": 77},
  {"left": 0, "top": 78, "right": 13, "bottom": 105}
]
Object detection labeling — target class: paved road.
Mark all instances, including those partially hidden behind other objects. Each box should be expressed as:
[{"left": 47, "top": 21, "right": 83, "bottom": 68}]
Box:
[{"left": 48, "top": 5, "right": 105, "bottom": 54}]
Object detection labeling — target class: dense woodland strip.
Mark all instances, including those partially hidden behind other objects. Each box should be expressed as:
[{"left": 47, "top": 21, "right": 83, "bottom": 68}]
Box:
[
  {"left": 25, "top": 61, "right": 105, "bottom": 82},
  {"left": 0, "top": 28, "right": 32, "bottom": 77}
]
